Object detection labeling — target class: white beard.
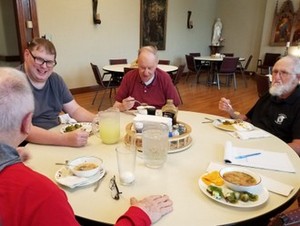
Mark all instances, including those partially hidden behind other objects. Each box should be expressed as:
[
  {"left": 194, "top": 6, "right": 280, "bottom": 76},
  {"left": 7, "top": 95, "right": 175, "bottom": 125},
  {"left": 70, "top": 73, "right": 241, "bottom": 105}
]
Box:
[{"left": 269, "top": 78, "right": 296, "bottom": 96}]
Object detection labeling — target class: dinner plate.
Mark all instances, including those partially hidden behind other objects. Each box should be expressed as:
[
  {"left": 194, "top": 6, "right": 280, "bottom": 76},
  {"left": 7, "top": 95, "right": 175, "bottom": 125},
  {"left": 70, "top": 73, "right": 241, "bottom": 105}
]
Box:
[
  {"left": 198, "top": 174, "right": 269, "bottom": 208},
  {"left": 55, "top": 166, "right": 105, "bottom": 189},
  {"left": 60, "top": 122, "right": 92, "bottom": 134},
  {"left": 213, "top": 119, "right": 254, "bottom": 132}
]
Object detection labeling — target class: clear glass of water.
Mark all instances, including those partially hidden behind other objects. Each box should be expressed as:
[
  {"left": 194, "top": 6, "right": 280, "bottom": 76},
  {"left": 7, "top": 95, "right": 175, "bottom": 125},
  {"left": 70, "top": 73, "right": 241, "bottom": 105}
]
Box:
[{"left": 142, "top": 123, "right": 169, "bottom": 168}]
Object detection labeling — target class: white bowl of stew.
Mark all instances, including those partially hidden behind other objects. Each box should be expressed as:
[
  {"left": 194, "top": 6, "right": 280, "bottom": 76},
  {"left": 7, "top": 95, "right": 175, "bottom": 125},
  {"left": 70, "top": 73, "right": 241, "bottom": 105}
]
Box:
[
  {"left": 69, "top": 156, "right": 103, "bottom": 178},
  {"left": 219, "top": 167, "right": 262, "bottom": 193}
]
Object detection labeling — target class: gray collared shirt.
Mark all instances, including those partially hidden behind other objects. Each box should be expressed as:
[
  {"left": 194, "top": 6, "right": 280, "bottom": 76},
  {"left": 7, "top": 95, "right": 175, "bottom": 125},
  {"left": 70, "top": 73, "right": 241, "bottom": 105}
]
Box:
[{"left": 0, "top": 143, "right": 22, "bottom": 172}]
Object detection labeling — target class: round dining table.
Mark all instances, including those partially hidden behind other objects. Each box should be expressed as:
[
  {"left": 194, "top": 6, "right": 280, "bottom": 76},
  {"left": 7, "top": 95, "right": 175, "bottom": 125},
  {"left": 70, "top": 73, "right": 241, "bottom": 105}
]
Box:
[
  {"left": 102, "top": 63, "right": 178, "bottom": 73},
  {"left": 26, "top": 111, "right": 300, "bottom": 226}
]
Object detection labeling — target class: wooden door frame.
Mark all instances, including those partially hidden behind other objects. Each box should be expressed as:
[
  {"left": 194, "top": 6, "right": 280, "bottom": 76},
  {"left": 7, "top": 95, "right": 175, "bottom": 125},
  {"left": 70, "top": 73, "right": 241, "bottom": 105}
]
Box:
[{"left": 13, "top": 0, "right": 39, "bottom": 62}]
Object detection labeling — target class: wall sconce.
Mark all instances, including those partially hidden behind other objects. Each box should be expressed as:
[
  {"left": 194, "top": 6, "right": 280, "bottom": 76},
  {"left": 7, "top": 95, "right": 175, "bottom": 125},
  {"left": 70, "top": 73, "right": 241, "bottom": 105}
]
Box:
[
  {"left": 92, "top": 0, "right": 101, "bottom": 25},
  {"left": 187, "top": 11, "right": 193, "bottom": 29}
]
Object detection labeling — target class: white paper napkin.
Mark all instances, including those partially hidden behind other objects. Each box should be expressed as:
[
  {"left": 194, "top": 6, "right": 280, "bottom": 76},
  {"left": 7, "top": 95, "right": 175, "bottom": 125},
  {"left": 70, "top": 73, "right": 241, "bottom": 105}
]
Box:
[
  {"left": 56, "top": 176, "right": 89, "bottom": 189},
  {"left": 59, "top": 113, "right": 77, "bottom": 124},
  {"left": 234, "top": 129, "right": 271, "bottom": 140},
  {"left": 206, "top": 162, "right": 294, "bottom": 197}
]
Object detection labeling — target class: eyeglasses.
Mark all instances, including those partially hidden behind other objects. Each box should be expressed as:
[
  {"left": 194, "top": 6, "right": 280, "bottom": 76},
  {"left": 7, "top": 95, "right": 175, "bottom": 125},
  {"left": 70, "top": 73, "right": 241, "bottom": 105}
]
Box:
[
  {"left": 272, "top": 69, "right": 293, "bottom": 77},
  {"left": 28, "top": 50, "right": 57, "bottom": 68},
  {"left": 109, "top": 175, "right": 122, "bottom": 200}
]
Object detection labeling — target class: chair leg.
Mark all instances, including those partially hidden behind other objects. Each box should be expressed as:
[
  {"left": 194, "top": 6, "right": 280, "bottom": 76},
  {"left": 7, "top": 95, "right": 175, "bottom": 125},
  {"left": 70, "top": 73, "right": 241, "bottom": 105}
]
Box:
[
  {"left": 185, "top": 71, "right": 190, "bottom": 81},
  {"left": 233, "top": 73, "right": 237, "bottom": 90},
  {"left": 92, "top": 90, "right": 99, "bottom": 105},
  {"left": 176, "top": 86, "right": 183, "bottom": 104},
  {"left": 98, "top": 88, "right": 109, "bottom": 111},
  {"left": 196, "top": 70, "right": 201, "bottom": 83},
  {"left": 216, "top": 73, "right": 220, "bottom": 90}
]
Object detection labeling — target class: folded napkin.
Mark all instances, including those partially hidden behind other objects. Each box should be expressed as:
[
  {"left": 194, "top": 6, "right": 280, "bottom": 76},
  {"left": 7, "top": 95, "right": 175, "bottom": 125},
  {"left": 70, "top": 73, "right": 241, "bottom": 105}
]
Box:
[
  {"left": 206, "top": 162, "right": 294, "bottom": 196},
  {"left": 59, "top": 113, "right": 77, "bottom": 124},
  {"left": 56, "top": 175, "right": 89, "bottom": 189},
  {"left": 234, "top": 129, "right": 271, "bottom": 140}
]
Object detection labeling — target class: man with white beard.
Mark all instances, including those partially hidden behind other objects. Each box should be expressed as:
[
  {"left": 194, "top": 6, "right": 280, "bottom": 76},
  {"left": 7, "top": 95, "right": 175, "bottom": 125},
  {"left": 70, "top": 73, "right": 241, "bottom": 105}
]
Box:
[{"left": 219, "top": 55, "right": 300, "bottom": 156}]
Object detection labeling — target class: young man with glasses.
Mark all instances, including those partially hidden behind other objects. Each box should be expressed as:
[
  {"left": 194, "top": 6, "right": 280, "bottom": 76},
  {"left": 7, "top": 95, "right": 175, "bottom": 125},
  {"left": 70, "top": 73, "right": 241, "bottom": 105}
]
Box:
[
  {"left": 218, "top": 55, "right": 300, "bottom": 156},
  {"left": 17, "top": 38, "right": 96, "bottom": 147}
]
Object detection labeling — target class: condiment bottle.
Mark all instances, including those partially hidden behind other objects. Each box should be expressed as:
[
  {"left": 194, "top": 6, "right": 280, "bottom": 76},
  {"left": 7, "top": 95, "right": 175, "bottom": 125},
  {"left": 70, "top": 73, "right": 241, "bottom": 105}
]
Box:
[{"left": 162, "top": 99, "right": 178, "bottom": 125}]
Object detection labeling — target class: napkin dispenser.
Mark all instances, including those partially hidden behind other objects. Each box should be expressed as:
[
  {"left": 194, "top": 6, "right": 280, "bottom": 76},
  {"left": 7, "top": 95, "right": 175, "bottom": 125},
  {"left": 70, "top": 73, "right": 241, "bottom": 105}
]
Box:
[{"left": 133, "top": 115, "right": 172, "bottom": 132}]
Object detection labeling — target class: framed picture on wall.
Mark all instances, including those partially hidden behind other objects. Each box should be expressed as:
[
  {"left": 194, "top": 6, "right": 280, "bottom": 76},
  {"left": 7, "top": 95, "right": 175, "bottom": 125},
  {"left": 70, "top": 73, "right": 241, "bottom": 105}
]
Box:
[
  {"left": 140, "top": 0, "right": 168, "bottom": 50},
  {"left": 270, "top": 0, "right": 300, "bottom": 46}
]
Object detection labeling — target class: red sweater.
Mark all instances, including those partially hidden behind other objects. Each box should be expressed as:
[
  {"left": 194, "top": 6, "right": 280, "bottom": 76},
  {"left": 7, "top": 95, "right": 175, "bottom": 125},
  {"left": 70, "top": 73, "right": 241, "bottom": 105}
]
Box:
[
  {"left": 0, "top": 163, "right": 80, "bottom": 226},
  {"left": 115, "top": 206, "right": 151, "bottom": 226}
]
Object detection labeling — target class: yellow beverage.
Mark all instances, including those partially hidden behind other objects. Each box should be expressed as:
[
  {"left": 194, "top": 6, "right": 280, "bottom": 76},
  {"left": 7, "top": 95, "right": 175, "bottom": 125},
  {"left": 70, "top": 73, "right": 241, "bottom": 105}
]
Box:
[{"left": 99, "top": 118, "right": 120, "bottom": 144}]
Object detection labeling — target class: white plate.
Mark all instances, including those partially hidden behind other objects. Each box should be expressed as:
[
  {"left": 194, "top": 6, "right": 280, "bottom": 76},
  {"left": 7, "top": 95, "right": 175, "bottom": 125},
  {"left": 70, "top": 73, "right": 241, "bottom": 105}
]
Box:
[
  {"left": 213, "top": 119, "right": 254, "bottom": 132},
  {"left": 60, "top": 122, "right": 92, "bottom": 134},
  {"left": 55, "top": 166, "right": 105, "bottom": 189},
  {"left": 198, "top": 174, "right": 269, "bottom": 208}
]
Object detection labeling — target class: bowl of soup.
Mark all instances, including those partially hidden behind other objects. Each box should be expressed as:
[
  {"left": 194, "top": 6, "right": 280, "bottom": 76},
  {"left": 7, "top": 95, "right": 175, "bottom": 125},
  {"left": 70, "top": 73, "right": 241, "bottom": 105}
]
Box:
[
  {"left": 69, "top": 156, "right": 103, "bottom": 178},
  {"left": 219, "top": 167, "right": 262, "bottom": 193}
]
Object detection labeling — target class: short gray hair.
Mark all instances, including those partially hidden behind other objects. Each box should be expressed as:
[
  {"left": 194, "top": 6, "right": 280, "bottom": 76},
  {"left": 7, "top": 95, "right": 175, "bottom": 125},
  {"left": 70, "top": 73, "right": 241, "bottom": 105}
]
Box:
[
  {"left": 138, "top": 46, "right": 159, "bottom": 62},
  {"left": 0, "top": 67, "right": 34, "bottom": 132}
]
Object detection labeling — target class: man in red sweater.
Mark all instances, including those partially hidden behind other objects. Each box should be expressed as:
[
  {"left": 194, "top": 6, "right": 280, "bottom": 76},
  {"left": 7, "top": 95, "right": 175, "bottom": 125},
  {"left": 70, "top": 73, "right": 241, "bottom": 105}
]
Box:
[{"left": 0, "top": 67, "right": 173, "bottom": 226}]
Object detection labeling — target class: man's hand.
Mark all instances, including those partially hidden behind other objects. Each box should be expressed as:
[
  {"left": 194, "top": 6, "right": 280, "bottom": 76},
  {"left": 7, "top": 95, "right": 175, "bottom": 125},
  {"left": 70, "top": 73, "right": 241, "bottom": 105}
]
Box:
[
  {"left": 122, "top": 96, "right": 135, "bottom": 111},
  {"left": 130, "top": 195, "right": 173, "bottom": 223},
  {"left": 63, "top": 130, "right": 90, "bottom": 147}
]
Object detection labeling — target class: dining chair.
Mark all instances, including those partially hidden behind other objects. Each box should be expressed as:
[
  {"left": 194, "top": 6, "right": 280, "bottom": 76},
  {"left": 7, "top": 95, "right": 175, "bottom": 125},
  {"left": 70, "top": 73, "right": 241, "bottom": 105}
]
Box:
[
  {"left": 256, "top": 53, "right": 281, "bottom": 75},
  {"left": 185, "top": 54, "right": 200, "bottom": 82},
  {"left": 216, "top": 57, "right": 239, "bottom": 90},
  {"left": 189, "top": 52, "right": 210, "bottom": 71},
  {"left": 108, "top": 59, "right": 128, "bottom": 84},
  {"left": 158, "top": 59, "right": 170, "bottom": 65},
  {"left": 222, "top": 53, "right": 234, "bottom": 57},
  {"left": 256, "top": 74, "right": 270, "bottom": 97},
  {"left": 236, "top": 55, "right": 253, "bottom": 88},
  {"left": 90, "top": 63, "right": 120, "bottom": 110},
  {"left": 172, "top": 64, "right": 185, "bottom": 104},
  {"left": 123, "top": 67, "right": 135, "bottom": 75},
  {"left": 109, "top": 58, "right": 128, "bottom": 65}
]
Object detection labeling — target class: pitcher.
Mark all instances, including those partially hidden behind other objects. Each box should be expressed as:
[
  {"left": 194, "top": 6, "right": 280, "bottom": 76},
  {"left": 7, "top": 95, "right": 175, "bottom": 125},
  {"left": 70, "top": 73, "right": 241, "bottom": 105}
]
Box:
[{"left": 93, "top": 107, "right": 120, "bottom": 144}]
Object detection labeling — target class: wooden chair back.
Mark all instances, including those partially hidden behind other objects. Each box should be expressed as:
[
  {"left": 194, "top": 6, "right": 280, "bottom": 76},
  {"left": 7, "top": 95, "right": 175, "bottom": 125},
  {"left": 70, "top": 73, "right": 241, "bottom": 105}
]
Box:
[
  {"left": 256, "top": 74, "right": 270, "bottom": 97},
  {"left": 158, "top": 59, "right": 170, "bottom": 65},
  {"left": 109, "top": 58, "right": 128, "bottom": 65}
]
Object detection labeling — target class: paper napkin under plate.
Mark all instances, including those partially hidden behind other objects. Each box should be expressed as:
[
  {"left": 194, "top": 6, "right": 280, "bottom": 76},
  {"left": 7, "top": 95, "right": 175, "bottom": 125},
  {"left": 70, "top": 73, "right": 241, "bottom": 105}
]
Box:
[
  {"left": 234, "top": 129, "right": 271, "bottom": 140},
  {"left": 206, "top": 162, "right": 294, "bottom": 197},
  {"left": 223, "top": 141, "right": 295, "bottom": 173},
  {"left": 58, "top": 113, "right": 77, "bottom": 124}
]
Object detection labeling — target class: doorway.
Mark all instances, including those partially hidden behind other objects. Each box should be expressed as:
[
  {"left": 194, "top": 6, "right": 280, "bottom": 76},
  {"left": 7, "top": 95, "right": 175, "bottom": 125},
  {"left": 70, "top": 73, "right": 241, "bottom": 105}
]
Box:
[{"left": 0, "top": 0, "right": 39, "bottom": 66}]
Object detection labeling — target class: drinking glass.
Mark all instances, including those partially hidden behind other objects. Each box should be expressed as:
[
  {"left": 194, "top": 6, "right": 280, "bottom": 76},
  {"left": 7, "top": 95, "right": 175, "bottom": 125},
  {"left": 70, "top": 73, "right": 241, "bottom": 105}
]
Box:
[{"left": 142, "top": 122, "right": 169, "bottom": 168}]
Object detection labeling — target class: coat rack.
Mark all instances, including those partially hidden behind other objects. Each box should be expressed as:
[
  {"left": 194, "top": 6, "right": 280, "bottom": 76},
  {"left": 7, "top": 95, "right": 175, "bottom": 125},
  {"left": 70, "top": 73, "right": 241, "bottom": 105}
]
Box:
[{"left": 92, "top": 0, "right": 101, "bottom": 24}]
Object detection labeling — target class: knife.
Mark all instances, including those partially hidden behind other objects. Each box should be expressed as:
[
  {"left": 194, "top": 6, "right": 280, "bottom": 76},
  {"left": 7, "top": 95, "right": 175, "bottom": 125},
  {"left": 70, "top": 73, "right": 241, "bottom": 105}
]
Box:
[{"left": 93, "top": 172, "right": 107, "bottom": 192}]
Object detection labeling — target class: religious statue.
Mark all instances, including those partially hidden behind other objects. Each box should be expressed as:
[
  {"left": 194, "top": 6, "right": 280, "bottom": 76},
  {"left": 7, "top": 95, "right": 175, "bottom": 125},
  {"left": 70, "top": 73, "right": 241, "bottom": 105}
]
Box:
[{"left": 212, "top": 18, "right": 222, "bottom": 46}]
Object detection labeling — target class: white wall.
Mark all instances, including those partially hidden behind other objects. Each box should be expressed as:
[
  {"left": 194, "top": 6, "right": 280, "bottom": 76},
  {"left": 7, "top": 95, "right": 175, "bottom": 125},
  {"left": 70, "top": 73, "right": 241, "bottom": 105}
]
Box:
[{"left": 36, "top": 0, "right": 217, "bottom": 89}]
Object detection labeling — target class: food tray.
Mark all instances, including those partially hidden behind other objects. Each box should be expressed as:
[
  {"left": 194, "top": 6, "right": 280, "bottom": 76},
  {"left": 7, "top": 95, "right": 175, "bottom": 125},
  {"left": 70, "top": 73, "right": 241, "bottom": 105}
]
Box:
[{"left": 124, "top": 121, "right": 192, "bottom": 153}]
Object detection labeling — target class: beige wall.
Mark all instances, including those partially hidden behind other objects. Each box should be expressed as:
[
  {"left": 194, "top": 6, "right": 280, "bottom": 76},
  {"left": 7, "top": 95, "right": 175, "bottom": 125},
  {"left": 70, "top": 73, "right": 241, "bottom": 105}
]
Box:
[
  {"left": 217, "top": 0, "right": 267, "bottom": 71},
  {"left": 36, "top": 0, "right": 217, "bottom": 89}
]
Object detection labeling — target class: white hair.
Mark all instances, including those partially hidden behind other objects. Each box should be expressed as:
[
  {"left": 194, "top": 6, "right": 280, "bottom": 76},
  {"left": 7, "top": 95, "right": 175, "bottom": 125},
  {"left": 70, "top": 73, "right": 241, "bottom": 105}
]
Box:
[{"left": 0, "top": 67, "right": 34, "bottom": 133}]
